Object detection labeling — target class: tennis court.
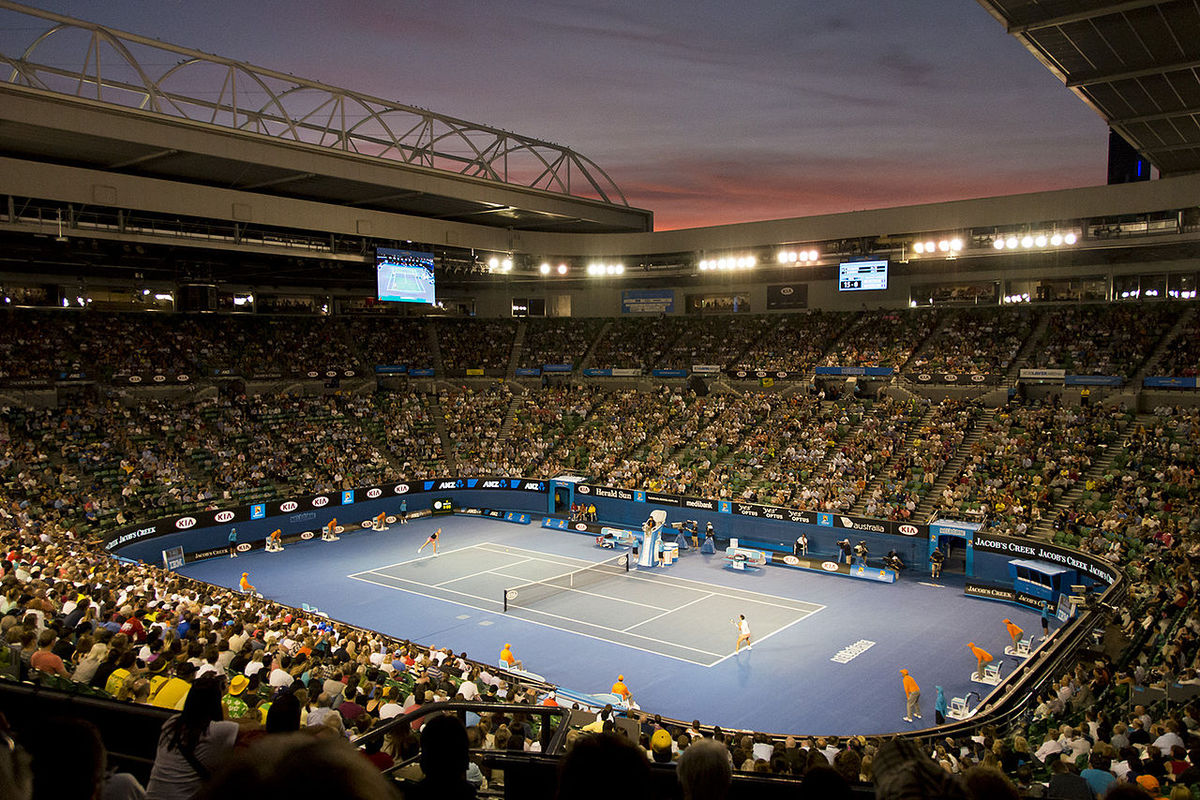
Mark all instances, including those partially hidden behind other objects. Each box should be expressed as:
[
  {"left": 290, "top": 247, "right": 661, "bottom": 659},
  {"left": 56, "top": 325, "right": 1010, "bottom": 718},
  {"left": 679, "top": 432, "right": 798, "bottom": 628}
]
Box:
[{"left": 349, "top": 541, "right": 824, "bottom": 666}]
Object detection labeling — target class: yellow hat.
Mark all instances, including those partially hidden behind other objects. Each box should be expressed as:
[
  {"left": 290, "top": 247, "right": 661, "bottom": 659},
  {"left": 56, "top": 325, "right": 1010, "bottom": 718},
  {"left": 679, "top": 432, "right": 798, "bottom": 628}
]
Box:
[
  {"left": 651, "top": 729, "right": 672, "bottom": 750},
  {"left": 617, "top": 675, "right": 624, "bottom": 681}
]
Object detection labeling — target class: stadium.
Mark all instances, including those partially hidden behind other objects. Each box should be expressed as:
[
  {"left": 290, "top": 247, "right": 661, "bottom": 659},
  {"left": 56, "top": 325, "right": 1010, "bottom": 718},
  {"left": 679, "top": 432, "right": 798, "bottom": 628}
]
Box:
[{"left": 1, "top": 1, "right": 1198, "bottom": 798}]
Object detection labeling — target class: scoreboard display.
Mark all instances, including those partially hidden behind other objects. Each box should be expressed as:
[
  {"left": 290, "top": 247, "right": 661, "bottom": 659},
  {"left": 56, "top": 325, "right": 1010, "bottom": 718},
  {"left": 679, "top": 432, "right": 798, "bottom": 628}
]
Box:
[
  {"left": 838, "top": 260, "right": 888, "bottom": 291},
  {"left": 431, "top": 497, "right": 455, "bottom": 516}
]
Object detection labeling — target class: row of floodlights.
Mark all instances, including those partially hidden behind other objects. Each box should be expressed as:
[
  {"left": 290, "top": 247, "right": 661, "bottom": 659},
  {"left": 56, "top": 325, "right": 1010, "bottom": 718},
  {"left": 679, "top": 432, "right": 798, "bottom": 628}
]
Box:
[
  {"left": 992, "top": 232, "right": 1077, "bottom": 250},
  {"left": 586, "top": 263, "right": 625, "bottom": 276},
  {"left": 777, "top": 250, "right": 820, "bottom": 264},
  {"left": 913, "top": 239, "right": 964, "bottom": 254},
  {"left": 487, "top": 257, "right": 514, "bottom": 273},
  {"left": 538, "top": 263, "right": 570, "bottom": 275},
  {"left": 699, "top": 256, "right": 756, "bottom": 271}
]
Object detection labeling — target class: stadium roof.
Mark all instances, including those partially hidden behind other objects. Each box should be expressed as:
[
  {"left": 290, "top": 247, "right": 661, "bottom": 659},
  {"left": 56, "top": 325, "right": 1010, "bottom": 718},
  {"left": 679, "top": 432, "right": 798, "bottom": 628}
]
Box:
[
  {"left": 977, "top": 0, "right": 1200, "bottom": 176},
  {"left": 0, "top": 1, "right": 652, "bottom": 235}
]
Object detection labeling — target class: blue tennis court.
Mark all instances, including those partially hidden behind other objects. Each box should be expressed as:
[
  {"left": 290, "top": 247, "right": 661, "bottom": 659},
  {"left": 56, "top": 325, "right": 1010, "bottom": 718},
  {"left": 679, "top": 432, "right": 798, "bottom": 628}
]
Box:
[
  {"left": 350, "top": 541, "right": 823, "bottom": 666},
  {"left": 180, "top": 515, "right": 1044, "bottom": 735}
]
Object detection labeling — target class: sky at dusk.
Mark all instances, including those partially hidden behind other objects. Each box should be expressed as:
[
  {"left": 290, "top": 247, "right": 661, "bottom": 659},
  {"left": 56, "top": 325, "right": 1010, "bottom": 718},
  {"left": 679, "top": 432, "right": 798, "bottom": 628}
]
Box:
[{"left": 10, "top": 1, "right": 1110, "bottom": 230}]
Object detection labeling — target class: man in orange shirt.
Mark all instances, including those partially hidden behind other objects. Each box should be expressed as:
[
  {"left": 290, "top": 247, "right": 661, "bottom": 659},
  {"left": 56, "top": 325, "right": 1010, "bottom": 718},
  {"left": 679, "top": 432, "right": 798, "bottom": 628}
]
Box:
[
  {"left": 968, "top": 642, "right": 993, "bottom": 679},
  {"left": 239, "top": 572, "right": 255, "bottom": 594},
  {"left": 499, "top": 643, "right": 522, "bottom": 670},
  {"left": 1003, "top": 619, "right": 1024, "bottom": 651},
  {"left": 611, "top": 675, "right": 632, "bottom": 704},
  {"left": 541, "top": 690, "right": 558, "bottom": 707},
  {"left": 900, "top": 669, "right": 921, "bottom": 722}
]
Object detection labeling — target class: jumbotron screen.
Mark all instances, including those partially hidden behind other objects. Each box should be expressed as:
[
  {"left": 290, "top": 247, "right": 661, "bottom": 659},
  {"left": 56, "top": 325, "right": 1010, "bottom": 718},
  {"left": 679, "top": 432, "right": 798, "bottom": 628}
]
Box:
[
  {"left": 376, "top": 248, "right": 436, "bottom": 304},
  {"left": 838, "top": 259, "right": 888, "bottom": 291}
]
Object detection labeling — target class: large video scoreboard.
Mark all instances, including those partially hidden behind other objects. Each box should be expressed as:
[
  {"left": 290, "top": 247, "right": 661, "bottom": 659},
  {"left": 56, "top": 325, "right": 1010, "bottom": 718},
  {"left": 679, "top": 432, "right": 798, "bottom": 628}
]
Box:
[{"left": 838, "top": 260, "right": 888, "bottom": 291}]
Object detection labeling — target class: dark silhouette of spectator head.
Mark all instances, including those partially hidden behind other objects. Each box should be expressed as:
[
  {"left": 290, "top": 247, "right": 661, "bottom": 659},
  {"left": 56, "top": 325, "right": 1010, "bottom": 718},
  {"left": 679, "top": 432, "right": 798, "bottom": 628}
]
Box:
[
  {"left": 676, "top": 738, "right": 731, "bottom": 800},
  {"left": 800, "top": 765, "right": 851, "bottom": 799},
  {"left": 169, "top": 674, "right": 224, "bottom": 752},
  {"left": 872, "top": 738, "right": 968, "bottom": 800},
  {"left": 556, "top": 732, "right": 652, "bottom": 800},
  {"left": 199, "top": 733, "right": 393, "bottom": 800},
  {"left": 24, "top": 717, "right": 105, "bottom": 800},
  {"left": 419, "top": 714, "right": 470, "bottom": 779},
  {"left": 0, "top": 714, "right": 32, "bottom": 800},
  {"left": 962, "top": 765, "right": 1020, "bottom": 800},
  {"left": 265, "top": 691, "right": 301, "bottom": 733}
]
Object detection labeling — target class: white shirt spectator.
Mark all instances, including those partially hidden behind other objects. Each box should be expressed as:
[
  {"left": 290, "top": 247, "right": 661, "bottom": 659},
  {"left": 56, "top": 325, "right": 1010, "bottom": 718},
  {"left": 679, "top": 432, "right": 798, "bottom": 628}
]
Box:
[{"left": 268, "top": 666, "right": 292, "bottom": 688}]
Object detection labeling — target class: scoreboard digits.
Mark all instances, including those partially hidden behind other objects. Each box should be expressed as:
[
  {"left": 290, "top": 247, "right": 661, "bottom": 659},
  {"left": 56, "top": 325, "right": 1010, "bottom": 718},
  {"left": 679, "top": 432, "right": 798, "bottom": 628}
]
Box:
[{"left": 838, "top": 260, "right": 888, "bottom": 291}]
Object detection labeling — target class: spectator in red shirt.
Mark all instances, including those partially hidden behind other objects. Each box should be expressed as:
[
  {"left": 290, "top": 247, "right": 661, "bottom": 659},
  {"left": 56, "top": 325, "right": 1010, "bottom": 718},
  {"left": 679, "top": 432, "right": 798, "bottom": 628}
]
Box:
[{"left": 29, "top": 630, "right": 70, "bottom": 678}]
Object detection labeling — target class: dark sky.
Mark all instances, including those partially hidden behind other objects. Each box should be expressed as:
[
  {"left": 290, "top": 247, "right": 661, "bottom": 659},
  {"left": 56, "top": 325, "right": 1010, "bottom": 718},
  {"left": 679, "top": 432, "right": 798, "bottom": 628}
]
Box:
[{"left": 13, "top": 1, "right": 1108, "bottom": 230}]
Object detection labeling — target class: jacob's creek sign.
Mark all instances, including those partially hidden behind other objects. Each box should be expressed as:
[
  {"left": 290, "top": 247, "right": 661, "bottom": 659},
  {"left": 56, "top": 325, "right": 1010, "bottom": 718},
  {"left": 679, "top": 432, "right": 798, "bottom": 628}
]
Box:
[{"left": 972, "top": 534, "right": 1117, "bottom": 584}]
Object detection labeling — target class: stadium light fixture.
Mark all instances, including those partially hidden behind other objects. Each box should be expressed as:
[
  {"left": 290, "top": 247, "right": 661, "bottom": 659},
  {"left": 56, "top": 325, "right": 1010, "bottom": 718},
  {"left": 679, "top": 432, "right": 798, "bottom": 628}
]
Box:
[
  {"left": 557, "top": 264, "right": 568, "bottom": 275},
  {"left": 539, "top": 263, "right": 551, "bottom": 275}
]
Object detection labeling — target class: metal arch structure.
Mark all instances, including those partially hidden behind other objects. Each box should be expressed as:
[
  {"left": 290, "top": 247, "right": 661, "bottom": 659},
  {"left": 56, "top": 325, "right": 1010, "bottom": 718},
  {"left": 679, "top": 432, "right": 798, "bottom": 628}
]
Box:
[{"left": 0, "top": 1, "right": 630, "bottom": 207}]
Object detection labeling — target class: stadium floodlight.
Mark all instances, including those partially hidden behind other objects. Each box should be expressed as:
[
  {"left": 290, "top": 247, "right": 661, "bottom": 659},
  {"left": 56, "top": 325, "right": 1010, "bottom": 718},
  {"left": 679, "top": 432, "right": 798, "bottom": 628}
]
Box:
[
  {"left": 777, "top": 251, "right": 788, "bottom": 264},
  {"left": 807, "top": 250, "right": 819, "bottom": 261},
  {"left": 557, "top": 264, "right": 568, "bottom": 275},
  {"left": 1050, "top": 233, "right": 1063, "bottom": 246},
  {"left": 913, "top": 242, "right": 925, "bottom": 254},
  {"left": 950, "top": 239, "right": 963, "bottom": 252},
  {"left": 1035, "top": 235, "right": 1047, "bottom": 247},
  {"left": 539, "top": 263, "right": 551, "bottom": 275},
  {"left": 1005, "top": 237, "right": 1018, "bottom": 249},
  {"left": 1021, "top": 236, "right": 1034, "bottom": 248},
  {"left": 502, "top": 258, "right": 513, "bottom": 272},
  {"left": 992, "top": 239, "right": 1005, "bottom": 250},
  {"left": 1064, "top": 232, "right": 1077, "bottom": 244},
  {"left": 488, "top": 257, "right": 500, "bottom": 271},
  {"left": 614, "top": 264, "right": 624, "bottom": 275}
]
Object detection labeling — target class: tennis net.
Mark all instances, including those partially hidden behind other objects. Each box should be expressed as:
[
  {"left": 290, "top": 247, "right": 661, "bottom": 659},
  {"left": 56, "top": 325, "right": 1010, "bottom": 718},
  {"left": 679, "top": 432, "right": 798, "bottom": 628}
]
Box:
[{"left": 503, "top": 554, "right": 629, "bottom": 612}]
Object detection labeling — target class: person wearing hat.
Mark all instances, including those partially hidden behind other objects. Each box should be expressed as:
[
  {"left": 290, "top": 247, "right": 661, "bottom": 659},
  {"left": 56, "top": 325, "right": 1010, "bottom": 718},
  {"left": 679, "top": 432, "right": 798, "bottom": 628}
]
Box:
[
  {"left": 1003, "top": 618, "right": 1024, "bottom": 651},
  {"left": 227, "top": 527, "right": 238, "bottom": 559},
  {"left": 541, "top": 690, "right": 558, "bottom": 707},
  {"left": 499, "top": 643, "right": 522, "bottom": 671},
  {"left": 611, "top": 675, "right": 632, "bottom": 704},
  {"left": 900, "top": 669, "right": 921, "bottom": 722},
  {"left": 222, "top": 674, "right": 252, "bottom": 721},
  {"left": 650, "top": 728, "right": 674, "bottom": 763},
  {"left": 967, "top": 642, "right": 993, "bottom": 680},
  {"left": 239, "top": 572, "right": 255, "bottom": 594}
]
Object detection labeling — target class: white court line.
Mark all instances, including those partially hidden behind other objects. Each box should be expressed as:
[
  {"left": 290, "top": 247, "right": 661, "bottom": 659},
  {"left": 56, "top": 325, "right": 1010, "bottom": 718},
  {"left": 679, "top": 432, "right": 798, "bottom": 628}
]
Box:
[
  {"left": 495, "top": 576, "right": 673, "bottom": 613},
  {"left": 347, "top": 541, "right": 494, "bottom": 577},
  {"left": 477, "top": 542, "right": 822, "bottom": 613},
  {"left": 707, "top": 604, "right": 827, "bottom": 668},
  {"left": 623, "top": 591, "right": 713, "bottom": 633},
  {"left": 346, "top": 571, "right": 724, "bottom": 662},
  {"left": 475, "top": 542, "right": 605, "bottom": 569},
  {"left": 434, "top": 557, "right": 535, "bottom": 588}
]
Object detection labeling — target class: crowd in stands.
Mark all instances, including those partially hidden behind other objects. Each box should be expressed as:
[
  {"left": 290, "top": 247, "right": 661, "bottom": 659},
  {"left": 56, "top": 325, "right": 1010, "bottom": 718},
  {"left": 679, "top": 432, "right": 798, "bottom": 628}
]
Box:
[
  {"left": 1158, "top": 313, "right": 1200, "bottom": 378},
  {"left": 656, "top": 316, "right": 777, "bottom": 370},
  {"left": 935, "top": 403, "right": 1129, "bottom": 535},
  {"left": 4, "top": 302, "right": 1200, "bottom": 798},
  {"left": 518, "top": 318, "right": 605, "bottom": 369},
  {"left": 587, "top": 318, "right": 687, "bottom": 370},
  {"left": 436, "top": 320, "right": 515, "bottom": 374},
  {"left": 910, "top": 308, "right": 1033, "bottom": 375},
  {"left": 819, "top": 309, "right": 941, "bottom": 369},
  {"left": 1032, "top": 305, "right": 1177, "bottom": 378},
  {"left": 734, "top": 312, "right": 850, "bottom": 372}
]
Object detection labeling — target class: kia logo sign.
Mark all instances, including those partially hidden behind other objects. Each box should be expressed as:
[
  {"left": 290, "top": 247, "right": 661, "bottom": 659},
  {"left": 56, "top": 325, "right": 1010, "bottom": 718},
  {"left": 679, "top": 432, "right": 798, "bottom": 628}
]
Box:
[
  {"left": 236, "top": 543, "right": 251, "bottom": 552},
  {"left": 129, "top": 375, "right": 142, "bottom": 383},
  {"left": 780, "top": 287, "right": 794, "bottom": 295},
  {"left": 575, "top": 523, "right": 588, "bottom": 531},
  {"left": 177, "top": 374, "right": 190, "bottom": 382},
  {"left": 944, "top": 374, "right": 958, "bottom": 382},
  {"left": 394, "top": 484, "right": 410, "bottom": 494},
  {"left": 576, "top": 485, "right": 590, "bottom": 494},
  {"left": 153, "top": 374, "right": 166, "bottom": 383},
  {"left": 312, "top": 496, "right": 330, "bottom": 508},
  {"left": 300, "top": 531, "right": 314, "bottom": 540},
  {"left": 367, "top": 488, "right": 382, "bottom": 499},
  {"left": 175, "top": 517, "right": 197, "bottom": 530},
  {"left": 783, "top": 555, "right": 800, "bottom": 566},
  {"left": 345, "top": 370, "right": 356, "bottom": 377},
  {"left": 971, "top": 374, "right": 986, "bottom": 383},
  {"left": 918, "top": 374, "right": 932, "bottom": 381},
  {"left": 898, "top": 524, "right": 918, "bottom": 536},
  {"left": 280, "top": 501, "right": 299, "bottom": 512},
  {"left": 215, "top": 511, "right": 235, "bottom": 523},
  {"left": 822, "top": 561, "right": 840, "bottom": 572},
  {"left": 307, "top": 371, "right": 319, "bottom": 378}
]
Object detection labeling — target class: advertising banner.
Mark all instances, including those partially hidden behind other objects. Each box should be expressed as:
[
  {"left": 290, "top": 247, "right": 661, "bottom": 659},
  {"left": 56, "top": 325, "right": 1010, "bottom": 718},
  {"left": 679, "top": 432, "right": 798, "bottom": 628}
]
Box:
[
  {"left": 621, "top": 289, "right": 675, "bottom": 314},
  {"left": 542, "top": 364, "right": 573, "bottom": 373},
  {"left": 1064, "top": 375, "right": 1123, "bottom": 386},
  {"left": 1144, "top": 376, "right": 1199, "bottom": 388},
  {"left": 514, "top": 368, "right": 541, "bottom": 377},
  {"left": 814, "top": 366, "right": 894, "bottom": 377},
  {"left": 1019, "top": 368, "right": 1066, "bottom": 381},
  {"left": 906, "top": 372, "right": 999, "bottom": 385},
  {"left": 766, "top": 283, "right": 808, "bottom": 310}
]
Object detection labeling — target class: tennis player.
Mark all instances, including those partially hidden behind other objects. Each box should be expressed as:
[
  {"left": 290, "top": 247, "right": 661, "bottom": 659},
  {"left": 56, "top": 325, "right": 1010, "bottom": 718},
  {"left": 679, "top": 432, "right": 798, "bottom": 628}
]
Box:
[
  {"left": 734, "top": 614, "right": 752, "bottom": 651},
  {"left": 417, "top": 528, "right": 441, "bottom": 556}
]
